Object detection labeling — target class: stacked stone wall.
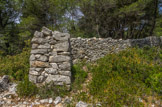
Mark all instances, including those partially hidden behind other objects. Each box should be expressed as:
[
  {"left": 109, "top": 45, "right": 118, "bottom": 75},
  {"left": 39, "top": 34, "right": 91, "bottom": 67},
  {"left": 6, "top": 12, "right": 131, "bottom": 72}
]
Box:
[
  {"left": 29, "top": 27, "right": 71, "bottom": 88},
  {"left": 71, "top": 36, "right": 162, "bottom": 62},
  {"left": 29, "top": 27, "right": 162, "bottom": 86}
]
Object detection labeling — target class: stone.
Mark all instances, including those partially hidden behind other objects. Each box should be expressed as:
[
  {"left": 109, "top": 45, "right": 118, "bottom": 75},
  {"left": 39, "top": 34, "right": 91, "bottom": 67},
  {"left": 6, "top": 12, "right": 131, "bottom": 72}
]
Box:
[
  {"left": 49, "top": 98, "right": 53, "bottom": 104},
  {"left": 59, "top": 71, "right": 71, "bottom": 76},
  {"left": 29, "top": 71, "right": 41, "bottom": 76},
  {"left": 35, "top": 54, "right": 41, "bottom": 59},
  {"left": 59, "top": 62, "right": 71, "bottom": 70},
  {"left": 52, "top": 31, "right": 61, "bottom": 35},
  {"left": 50, "top": 63, "right": 58, "bottom": 69},
  {"left": 45, "top": 68, "right": 58, "bottom": 74},
  {"left": 45, "top": 75, "right": 71, "bottom": 84},
  {"left": 54, "top": 96, "right": 62, "bottom": 105},
  {"left": 35, "top": 68, "right": 43, "bottom": 72},
  {"left": 54, "top": 41, "right": 69, "bottom": 52},
  {"left": 34, "top": 31, "right": 44, "bottom": 38},
  {"left": 29, "top": 75, "right": 37, "bottom": 83},
  {"left": 53, "top": 33, "right": 70, "bottom": 41},
  {"left": 76, "top": 101, "right": 88, "bottom": 107},
  {"left": 32, "top": 44, "right": 38, "bottom": 49},
  {"left": 63, "top": 96, "right": 71, "bottom": 104},
  {"left": 31, "top": 37, "right": 46, "bottom": 44},
  {"left": 37, "top": 76, "right": 45, "bottom": 83},
  {"left": 42, "top": 26, "right": 52, "bottom": 36},
  {"left": 30, "top": 54, "right": 35, "bottom": 61},
  {"left": 58, "top": 52, "right": 70, "bottom": 55},
  {"left": 8, "top": 83, "right": 17, "bottom": 94},
  {"left": 40, "top": 99, "right": 49, "bottom": 104},
  {"left": 38, "top": 43, "right": 51, "bottom": 49},
  {"left": 38, "top": 55, "right": 48, "bottom": 62},
  {"left": 0, "top": 75, "right": 10, "bottom": 92},
  {"left": 31, "top": 61, "right": 50, "bottom": 68},
  {"left": 31, "top": 49, "right": 48, "bottom": 54},
  {"left": 49, "top": 55, "right": 71, "bottom": 63}
]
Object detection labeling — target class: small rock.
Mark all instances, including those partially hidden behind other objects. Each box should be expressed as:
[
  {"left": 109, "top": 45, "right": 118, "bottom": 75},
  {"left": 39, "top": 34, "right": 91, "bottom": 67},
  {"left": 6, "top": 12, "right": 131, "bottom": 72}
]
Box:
[
  {"left": 42, "top": 26, "right": 52, "bottom": 36},
  {"left": 76, "top": 101, "right": 88, "bottom": 107},
  {"left": 40, "top": 99, "right": 49, "bottom": 104},
  {"left": 0, "top": 75, "right": 10, "bottom": 92},
  {"left": 63, "top": 96, "right": 71, "bottom": 104},
  {"left": 54, "top": 96, "right": 62, "bottom": 105},
  {"left": 49, "top": 98, "right": 53, "bottom": 104}
]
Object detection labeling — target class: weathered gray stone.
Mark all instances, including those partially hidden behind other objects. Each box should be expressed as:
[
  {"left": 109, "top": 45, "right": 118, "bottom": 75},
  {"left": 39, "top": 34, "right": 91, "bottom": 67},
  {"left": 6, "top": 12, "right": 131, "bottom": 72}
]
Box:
[
  {"left": 32, "top": 44, "right": 38, "bottom": 49},
  {"left": 35, "top": 54, "right": 41, "bottom": 59},
  {"left": 45, "top": 75, "right": 71, "bottom": 84},
  {"left": 29, "top": 75, "right": 37, "bottom": 83},
  {"left": 76, "top": 101, "right": 88, "bottom": 107},
  {"left": 49, "top": 98, "right": 53, "bottom": 104},
  {"left": 0, "top": 75, "right": 10, "bottom": 92},
  {"left": 59, "top": 71, "right": 71, "bottom": 76},
  {"left": 31, "top": 49, "right": 48, "bottom": 54},
  {"left": 37, "top": 76, "right": 45, "bottom": 83},
  {"left": 54, "top": 41, "right": 69, "bottom": 52},
  {"left": 54, "top": 96, "right": 62, "bottom": 105},
  {"left": 42, "top": 26, "right": 52, "bottom": 36},
  {"left": 40, "top": 99, "right": 49, "bottom": 104},
  {"left": 30, "top": 54, "right": 35, "bottom": 61},
  {"left": 29, "top": 71, "right": 41, "bottom": 76},
  {"left": 45, "top": 68, "right": 58, "bottom": 74},
  {"left": 58, "top": 52, "right": 70, "bottom": 55},
  {"left": 38, "top": 55, "right": 48, "bottom": 62},
  {"left": 34, "top": 31, "right": 44, "bottom": 38},
  {"left": 59, "top": 62, "right": 71, "bottom": 70},
  {"left": 53, "top": 33, "right": 70, "bottom": 41},
  {"left": 31, "top": 37, "right": 46, "bottom": 44},
  {"left": 35, "top": 68, "right": 44, "bottom": 72},
  {"left": 50, "top": 63, "right": 58, "bottom": 69},
  {"left": 49, "top": 55, "right": 70, "bottom": 63},
  {"left": 38, "top": 43, "right": 50, "bottom": 49}
]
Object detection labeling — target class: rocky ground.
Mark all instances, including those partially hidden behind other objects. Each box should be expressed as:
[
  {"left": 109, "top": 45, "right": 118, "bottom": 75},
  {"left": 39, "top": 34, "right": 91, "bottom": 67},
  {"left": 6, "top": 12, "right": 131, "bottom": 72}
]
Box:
[
  {"left": 0, "top": 75, "right": 161, "bottom": 107},
  {"left": 0, "top": 75, "right": 96, "bottom": 107}
]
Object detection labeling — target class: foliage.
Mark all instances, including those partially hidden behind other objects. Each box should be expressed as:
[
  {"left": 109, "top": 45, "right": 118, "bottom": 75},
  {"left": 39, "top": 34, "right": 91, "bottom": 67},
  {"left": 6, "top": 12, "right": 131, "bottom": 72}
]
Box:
[
  {"left": 78, "top": 0, "right": 158, "bottom": 39},
  {"left": 71, "top": 62, "right": 88, "bottom": 91},
  {"left": 17, "top": 75, "right": 38, "bottom": 97},
  {"left": 38, "top": 82, "right": 69, "bottom": 99},
  {"left": 0, "top": 40, "right": 30, "bottom": 81},
  {"left": 154, "top": 15, "right": 162, "bottom": 36},
  {"left": 88, "top": 47, "right": 162, "bottom": 106}
]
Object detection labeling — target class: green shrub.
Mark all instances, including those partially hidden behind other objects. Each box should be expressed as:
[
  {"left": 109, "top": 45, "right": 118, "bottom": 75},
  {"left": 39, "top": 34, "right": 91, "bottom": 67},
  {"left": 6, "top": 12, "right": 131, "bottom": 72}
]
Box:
[
  {"left": 0, "top": 40, "right": 30, "bottom": 81},
  {"left": 17, "top": 75, "right": 38, "bottom": 97},
  {"left": 89, "top": 47, "right": 162, "bottom": 106},
  {"left": 38, "top": 82, "right": 68, "bottom": 99},
  {"left": 71, "top": 62, "right": 88, "bottom": 91}
]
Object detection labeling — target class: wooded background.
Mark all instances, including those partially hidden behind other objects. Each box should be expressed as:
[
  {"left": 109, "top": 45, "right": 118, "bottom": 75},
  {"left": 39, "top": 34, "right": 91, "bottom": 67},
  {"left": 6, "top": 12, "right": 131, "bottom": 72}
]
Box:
[{"left": 0, "top": 0, "right": 162, "bottom": 55}]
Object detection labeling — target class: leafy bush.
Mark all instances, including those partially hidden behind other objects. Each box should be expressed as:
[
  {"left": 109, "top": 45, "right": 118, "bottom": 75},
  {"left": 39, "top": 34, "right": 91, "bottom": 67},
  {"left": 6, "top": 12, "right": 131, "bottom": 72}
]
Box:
[
  {"left": 71, "top": 62, "right": 88, "bottom": 91},
  {"left": 38, "top": 82, "right": 69, "bottom": 99},
  {"left": 17, "top": 75, "right": 38, "bottom": 97},
  {"left": 89, "top": 47, "right": 162, "bottom": 106},
  {"left": 0, "top": 40, "right": 30, "bottom": 81}
]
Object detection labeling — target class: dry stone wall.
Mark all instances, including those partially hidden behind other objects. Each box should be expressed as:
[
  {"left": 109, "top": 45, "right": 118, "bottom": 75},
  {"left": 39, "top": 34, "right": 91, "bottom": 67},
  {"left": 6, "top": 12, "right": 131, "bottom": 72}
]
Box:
[
  {"left": 29, "top": 27, "right": 71, "bottom": 88},
  {"left": 71, "top": 36, "right": 162, "bottom": 63},
  {"left": 29, "top": 27, "right": 162, "bottom": 87}
]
